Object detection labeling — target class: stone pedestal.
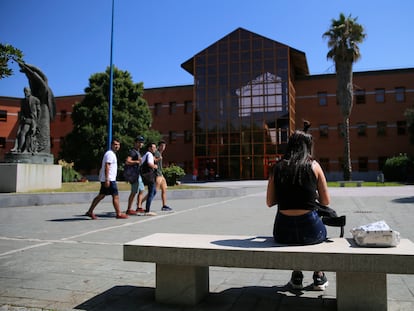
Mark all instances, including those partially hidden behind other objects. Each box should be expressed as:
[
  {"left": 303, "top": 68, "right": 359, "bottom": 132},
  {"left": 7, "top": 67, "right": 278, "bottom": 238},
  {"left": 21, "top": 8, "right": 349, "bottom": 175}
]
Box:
[
  {"left": 0, "top": 163, "right": 62, "bottom": 193},
  {"left": 4, "top": 152, "right": 54, "bottom": 164}
]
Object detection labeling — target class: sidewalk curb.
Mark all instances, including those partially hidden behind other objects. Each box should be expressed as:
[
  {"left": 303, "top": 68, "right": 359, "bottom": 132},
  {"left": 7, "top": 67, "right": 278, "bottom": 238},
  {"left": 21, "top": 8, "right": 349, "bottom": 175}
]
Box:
[{"left": 0, "top": 188, "right": 246, "bottom": 207}]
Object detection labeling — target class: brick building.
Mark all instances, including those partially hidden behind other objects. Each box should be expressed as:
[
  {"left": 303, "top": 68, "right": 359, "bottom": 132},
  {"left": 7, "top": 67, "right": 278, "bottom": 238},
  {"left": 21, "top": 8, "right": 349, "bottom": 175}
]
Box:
[{"left": 1, "top": 28, "right": 413, "bottom": 181}]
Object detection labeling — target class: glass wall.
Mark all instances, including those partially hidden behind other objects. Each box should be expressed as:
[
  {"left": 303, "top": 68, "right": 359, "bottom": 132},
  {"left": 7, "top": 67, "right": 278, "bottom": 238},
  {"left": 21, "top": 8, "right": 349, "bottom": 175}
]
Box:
[{"left": 194, "top": 29, "right": 292, "bottom": 180}]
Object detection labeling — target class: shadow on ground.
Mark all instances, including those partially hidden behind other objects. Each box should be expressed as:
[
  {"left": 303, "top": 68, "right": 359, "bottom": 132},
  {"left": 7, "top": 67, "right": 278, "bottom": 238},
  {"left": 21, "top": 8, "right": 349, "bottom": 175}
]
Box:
[
  {"left": 74, "top": 285, "right": 336, "bottom": 311},
  {"left": 392, "top": 196, "right": 414, "bottom": 204}
]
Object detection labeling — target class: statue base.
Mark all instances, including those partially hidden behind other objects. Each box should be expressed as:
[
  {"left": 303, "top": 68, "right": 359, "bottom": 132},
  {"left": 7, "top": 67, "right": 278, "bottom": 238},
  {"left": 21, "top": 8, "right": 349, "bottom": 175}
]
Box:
[
  {"left": 0, "top": 163, "right": 62, "bottom": 193},
  {"left": 4, "top": 152, "right": 54, "bottom": 164}
]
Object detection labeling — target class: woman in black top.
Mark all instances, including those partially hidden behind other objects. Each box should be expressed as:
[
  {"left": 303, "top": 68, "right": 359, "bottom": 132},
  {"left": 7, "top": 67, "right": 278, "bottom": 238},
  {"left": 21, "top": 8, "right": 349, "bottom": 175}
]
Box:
[{"left": 266, "top": 126, "right": 330, "bottom": 290}]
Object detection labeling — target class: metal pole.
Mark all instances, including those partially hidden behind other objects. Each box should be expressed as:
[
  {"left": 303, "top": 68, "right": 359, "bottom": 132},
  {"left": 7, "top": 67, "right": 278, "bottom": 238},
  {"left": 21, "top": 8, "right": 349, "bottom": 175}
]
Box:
[{"left": 108, "top": 0, "right": 115, "bottom": 150}]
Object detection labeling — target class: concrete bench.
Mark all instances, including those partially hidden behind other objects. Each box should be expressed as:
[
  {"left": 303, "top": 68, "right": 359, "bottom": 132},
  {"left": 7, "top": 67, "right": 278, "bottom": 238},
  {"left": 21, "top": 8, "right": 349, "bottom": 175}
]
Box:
[
  {"left": 338, "top": 180, "right": 364, "bottom": 187},
  {"left": 124, "top": 233, "right": 414, "bottom": 311}
]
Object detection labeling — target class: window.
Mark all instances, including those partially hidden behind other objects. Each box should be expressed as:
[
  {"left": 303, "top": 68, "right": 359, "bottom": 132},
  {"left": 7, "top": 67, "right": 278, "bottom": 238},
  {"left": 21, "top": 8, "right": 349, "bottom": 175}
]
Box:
[
  {"left": 0, "top": 137, "right": 5, "bottom": 148},
  {"left": 358, "top": 157, "right": 368, "bottom": 172},
  {"left": 319, "top": 158, "right": 330, "bottom": 172},
  {"left": 169, "top": 102, "right": 177, "bottom": 115},
  {"left": 338, "top": 157, "right": 344, "bottom": 171},
  {"left": 317, "top": 92, "right": 327, "bottom": 106},
  {"left": 357, "top": 123, "right": 367, "bottom": 136},
  {"left": 395, "top": 87, "right": 405, "bottom": 102},
  {"left": 0, "top": 110, "right": 6, "bottom": 121},
  {"left": 355, "top": 89, "right": 366, "bottom": 104},
  {"left": 60, "top": 110, "right": 67, "bottom": 121},
  {"left": 337, "top": 123, "right": 344, "bottom": 137},
  {"left": 375, "top": 88, "right": 385, "bottom": 103},
  {"left": 184, "top": 101, "right": 193, "bottom": 114},
  {"left": 397, "top": 121, "right": 407, "bottom": 135},
  {"left": 184, "top": 130, "right": 192, "bottom": 143},
  {"left": 169, "top": 131, "right": 177, "bottom": 144},
  {"left": 377, "top": 121, "right": 387, "bottom": 136},
  {"left": 154, "top": 103, "right": 162, "bottom": 116},
  {"left": 319, "top": 124, "right": 329, "bottom": 137}
]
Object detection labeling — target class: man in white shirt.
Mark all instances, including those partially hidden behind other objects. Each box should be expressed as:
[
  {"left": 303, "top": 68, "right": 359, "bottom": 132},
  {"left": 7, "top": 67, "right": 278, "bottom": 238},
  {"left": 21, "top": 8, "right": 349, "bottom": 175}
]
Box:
[
  {"left": 85, "top": 138, "right": 128, "bottom": 219},
  {"left": 140, "top": 142, "right": 158, "bottom": 216}
]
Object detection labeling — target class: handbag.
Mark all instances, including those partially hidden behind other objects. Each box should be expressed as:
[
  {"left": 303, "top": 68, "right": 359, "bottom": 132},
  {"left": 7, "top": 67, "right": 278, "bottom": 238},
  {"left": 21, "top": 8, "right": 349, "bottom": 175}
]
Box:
[
  {"left": 140, "top": 157, "right": 155, "bottom": 185},
  {"left": 316, "top": 202, "right": 346, "bottom": 237}
]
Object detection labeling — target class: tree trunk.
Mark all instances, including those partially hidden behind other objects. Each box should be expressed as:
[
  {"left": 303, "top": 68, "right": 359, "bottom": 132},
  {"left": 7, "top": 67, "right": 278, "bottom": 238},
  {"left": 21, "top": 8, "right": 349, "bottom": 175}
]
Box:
[
  {"left": 336, "top": 61, "right": 353, "bottom": 181},
  {"left": 343, "top": 117, "right": 352, "bottom": 180}
]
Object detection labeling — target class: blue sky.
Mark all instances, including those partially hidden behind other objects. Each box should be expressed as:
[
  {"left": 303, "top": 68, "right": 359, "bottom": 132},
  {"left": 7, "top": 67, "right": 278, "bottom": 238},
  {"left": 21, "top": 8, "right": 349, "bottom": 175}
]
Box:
[{"left": 1, "top": 0, "right": 413, "bottom": 97}]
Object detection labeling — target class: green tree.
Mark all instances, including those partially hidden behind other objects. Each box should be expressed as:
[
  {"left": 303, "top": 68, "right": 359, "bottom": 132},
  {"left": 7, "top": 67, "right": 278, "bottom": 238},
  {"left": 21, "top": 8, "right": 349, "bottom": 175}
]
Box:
[
  {"left": 0, "top": 43, "right": 24, "bottom": 79},
  {"left": 323, "top": 13, "right": 366, "bottom": 180},
  {"left": 405, "top": 108, "right": 414, "bottom": 144},
  {"left": 60, "top": 66, "right": 160, "bottom": 173}
]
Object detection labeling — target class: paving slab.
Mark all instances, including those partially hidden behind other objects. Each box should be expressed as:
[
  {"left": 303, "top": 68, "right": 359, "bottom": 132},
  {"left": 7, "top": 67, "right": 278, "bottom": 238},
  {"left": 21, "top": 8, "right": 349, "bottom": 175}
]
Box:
[{"left": 0, "top": 181, "right": 413, "bottom": 310}]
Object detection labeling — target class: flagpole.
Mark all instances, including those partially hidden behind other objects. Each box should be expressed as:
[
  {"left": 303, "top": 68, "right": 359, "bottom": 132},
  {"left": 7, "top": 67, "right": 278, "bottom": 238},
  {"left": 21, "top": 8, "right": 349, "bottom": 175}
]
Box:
[{"left": 108, "top": 0, "right": 115, "bottom": 150}]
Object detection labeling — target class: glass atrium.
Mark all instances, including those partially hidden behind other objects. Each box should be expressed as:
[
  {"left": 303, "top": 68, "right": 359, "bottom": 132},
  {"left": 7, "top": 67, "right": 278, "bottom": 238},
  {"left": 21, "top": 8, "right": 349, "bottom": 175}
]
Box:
[{"left": 181, "top": 28, "right": 308, "bottom": 179}]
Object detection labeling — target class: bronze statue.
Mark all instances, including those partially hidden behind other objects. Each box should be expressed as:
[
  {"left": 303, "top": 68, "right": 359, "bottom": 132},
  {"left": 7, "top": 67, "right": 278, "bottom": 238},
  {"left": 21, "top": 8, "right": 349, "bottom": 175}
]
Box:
[
  {"left": 11, "top": 62, "right": 56, "bottom": 154},
  {"left": 11, "top": 87, "right": 40, "bottom": 153}
]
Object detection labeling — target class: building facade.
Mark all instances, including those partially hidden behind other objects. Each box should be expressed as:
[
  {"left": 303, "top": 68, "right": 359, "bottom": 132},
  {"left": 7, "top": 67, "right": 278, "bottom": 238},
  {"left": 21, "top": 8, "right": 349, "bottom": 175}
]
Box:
[
  {"left": 1, "top": 28, "right": 413, "bottom": 181},
  {"left": 295, "top": 69, "right": 414, "bottom": 181}
]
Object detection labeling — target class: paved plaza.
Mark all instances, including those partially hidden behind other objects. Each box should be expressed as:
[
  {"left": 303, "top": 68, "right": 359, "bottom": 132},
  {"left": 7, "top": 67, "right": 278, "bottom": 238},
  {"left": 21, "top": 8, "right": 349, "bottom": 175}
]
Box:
[{"left": 0, "top": 181, "right": 414, "bottom": 310}]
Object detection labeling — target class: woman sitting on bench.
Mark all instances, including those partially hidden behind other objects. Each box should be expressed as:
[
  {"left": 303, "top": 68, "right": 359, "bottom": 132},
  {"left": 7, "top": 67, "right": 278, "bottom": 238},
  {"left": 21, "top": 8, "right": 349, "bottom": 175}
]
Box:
[{"left": 266, "top": 122, "right": 330, "bottom": 291}]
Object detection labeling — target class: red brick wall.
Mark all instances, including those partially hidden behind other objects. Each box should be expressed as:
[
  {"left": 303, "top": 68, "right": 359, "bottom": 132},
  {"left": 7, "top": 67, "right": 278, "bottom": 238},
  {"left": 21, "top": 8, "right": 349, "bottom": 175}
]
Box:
[
  {"left": 143, "top": 85, "right": 194, "bottom": 173},
  {"left": 295, "top": 69, "right": 414, "bottom": 178}
]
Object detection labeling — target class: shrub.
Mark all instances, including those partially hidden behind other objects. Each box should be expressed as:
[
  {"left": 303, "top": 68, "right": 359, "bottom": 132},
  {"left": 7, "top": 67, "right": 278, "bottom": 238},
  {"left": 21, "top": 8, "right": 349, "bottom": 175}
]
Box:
[
  {"left": 59, "top": 159, "right": 82, "bottom": 182},
  {"left": 382, "top": 154, "right": 413, "bottom": 182},
  {"left": 163, "top": 165, "right": 185, "bottom": 186}
]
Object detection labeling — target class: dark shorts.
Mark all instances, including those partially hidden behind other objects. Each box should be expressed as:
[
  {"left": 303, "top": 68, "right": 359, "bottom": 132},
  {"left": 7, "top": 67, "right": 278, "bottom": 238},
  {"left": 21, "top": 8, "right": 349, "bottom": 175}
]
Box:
[
  {"left": 273, "top": 210, "right": 326, "bottom": 245},
  {"left": 99, "top": 181, "right": 119, "bottom": 196}
]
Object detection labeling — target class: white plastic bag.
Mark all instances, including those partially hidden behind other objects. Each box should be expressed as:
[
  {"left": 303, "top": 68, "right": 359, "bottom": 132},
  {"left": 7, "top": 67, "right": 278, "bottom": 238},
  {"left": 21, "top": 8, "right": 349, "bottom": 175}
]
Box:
[{"left": 350, "top": 220, "right": 400, "bottom": 247}]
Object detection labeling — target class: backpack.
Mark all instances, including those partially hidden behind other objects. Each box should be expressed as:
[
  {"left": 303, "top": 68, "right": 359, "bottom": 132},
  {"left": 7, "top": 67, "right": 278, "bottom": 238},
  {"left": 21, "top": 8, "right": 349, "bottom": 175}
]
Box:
[{"left": 123, "top": 149, "right": 140, "bottom": 183}]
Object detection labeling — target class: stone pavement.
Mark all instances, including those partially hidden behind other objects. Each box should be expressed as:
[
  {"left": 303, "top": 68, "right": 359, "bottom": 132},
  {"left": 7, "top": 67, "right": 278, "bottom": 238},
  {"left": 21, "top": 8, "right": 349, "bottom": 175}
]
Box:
[{"left": 0, "top": 181, "right": 413, "bottom": 311}]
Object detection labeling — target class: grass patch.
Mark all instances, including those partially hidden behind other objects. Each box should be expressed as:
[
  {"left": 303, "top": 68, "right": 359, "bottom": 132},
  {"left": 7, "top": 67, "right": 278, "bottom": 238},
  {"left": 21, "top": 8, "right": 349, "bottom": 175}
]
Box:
[
  {"left": 327, "top": 181, "right": 402, "bottom": 187},
  {"left": 28, "top": 181, "right": 202, "bottom": 193},
  {"left": 25, "top": 181, "right": 404, "bottom": 193}
]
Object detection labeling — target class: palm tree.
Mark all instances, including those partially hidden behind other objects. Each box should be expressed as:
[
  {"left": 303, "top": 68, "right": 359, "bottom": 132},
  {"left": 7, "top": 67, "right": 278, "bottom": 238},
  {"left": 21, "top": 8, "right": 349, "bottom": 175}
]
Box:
[{"left": 323, "top": 13, "right": 366, "bottom": 181}]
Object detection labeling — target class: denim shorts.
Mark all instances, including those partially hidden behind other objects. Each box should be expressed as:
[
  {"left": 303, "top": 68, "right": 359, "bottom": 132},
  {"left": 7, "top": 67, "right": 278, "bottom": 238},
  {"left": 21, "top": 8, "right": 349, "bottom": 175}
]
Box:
[
  {"left": 99, "top": 181, "right": 119, "bottom": 196},
  {"left": 273, "top": 210, "right": 326, "bottom": 245},
  {"left": 131, "top": 175, "right": 145, "bottom": 193}
]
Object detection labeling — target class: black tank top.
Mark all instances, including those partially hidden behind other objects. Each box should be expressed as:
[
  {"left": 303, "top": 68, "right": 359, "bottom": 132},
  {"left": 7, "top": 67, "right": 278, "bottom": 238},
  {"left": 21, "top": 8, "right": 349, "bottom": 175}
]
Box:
[{"left": 273, "top": 161, "right": 318, "bottom": 211}]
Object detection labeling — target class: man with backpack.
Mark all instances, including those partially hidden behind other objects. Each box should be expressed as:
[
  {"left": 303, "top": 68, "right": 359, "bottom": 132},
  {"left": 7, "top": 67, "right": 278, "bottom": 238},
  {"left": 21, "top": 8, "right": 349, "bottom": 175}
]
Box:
[{"left": 124, "top": 136, "right": 145, "bottom": 215}]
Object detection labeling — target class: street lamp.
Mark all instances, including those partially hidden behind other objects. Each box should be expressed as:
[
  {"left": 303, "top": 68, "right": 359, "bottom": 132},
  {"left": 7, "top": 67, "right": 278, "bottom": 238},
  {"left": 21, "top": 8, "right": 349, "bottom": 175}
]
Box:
[{"left": 108, "top": 0, "right": 115, "bottom": 150}]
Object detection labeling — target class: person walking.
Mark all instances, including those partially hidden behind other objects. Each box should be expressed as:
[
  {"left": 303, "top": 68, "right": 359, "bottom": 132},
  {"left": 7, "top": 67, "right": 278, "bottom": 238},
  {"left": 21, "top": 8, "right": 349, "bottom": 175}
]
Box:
[
  {"left": 266, "top": 123, "right": 330, "bottom": 290},
  {"left": 154, "top": 140, "right": 173, "bottom": 211},
  {"left": 85, "top": 138, "right": 128, "bottom": 220},
  {"left": 124, "top": 136, "right": 145, "bottom": 215},
  {"left": 140, "top": 142, "right": 158, "bottom": 216}
]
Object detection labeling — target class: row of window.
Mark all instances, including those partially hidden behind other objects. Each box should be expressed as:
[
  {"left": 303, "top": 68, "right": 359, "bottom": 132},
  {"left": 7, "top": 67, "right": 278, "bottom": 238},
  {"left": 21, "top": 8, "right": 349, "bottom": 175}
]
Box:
[
  {"left": 152, "top": 101, "right": 193, "bottom": 116},
  {"left": 0, "top": 109, "right": 70, "bottom": 122},
  {"left": 317, "top": 87, "right": 407, "bottom": 105},
  {"left": 319, "top": 157, "right": 388, "bottom": 173},
  {"left": 0, "top": 132, "right": 192, "bottom": 149},
  {"left": 168, "top": 131, "right": 193, "bottom": 144},
  {"left": 318, "top": 121, "right": 407, "bottom": 137}
]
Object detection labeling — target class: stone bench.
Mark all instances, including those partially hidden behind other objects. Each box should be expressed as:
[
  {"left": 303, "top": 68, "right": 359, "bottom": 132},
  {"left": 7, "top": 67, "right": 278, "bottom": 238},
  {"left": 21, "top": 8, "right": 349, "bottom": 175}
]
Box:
[
  {"left": 123, "top": 233, "right": 414, "bottom": 311},
  {"left": 338, "top": 180, "right": 364, "bottom": 187}
]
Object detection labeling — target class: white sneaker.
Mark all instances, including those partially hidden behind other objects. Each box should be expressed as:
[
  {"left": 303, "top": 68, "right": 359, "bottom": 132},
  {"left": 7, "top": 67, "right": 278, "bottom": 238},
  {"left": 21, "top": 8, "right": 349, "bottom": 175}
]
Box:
[{"left": 312, "top": 271, "right": 329, "bottom": 290}]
